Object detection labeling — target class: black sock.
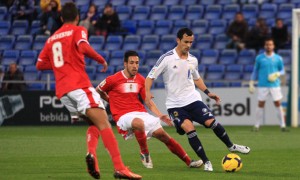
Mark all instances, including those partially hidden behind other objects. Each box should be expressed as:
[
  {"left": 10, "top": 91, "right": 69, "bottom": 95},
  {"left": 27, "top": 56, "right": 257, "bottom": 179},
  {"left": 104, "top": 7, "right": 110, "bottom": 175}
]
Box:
[
  {"left": 187, "top": 130, "right": 209, "bottom": 163},
  {"left": 210, "top": 121, "right": 233, "bottom": 148}
]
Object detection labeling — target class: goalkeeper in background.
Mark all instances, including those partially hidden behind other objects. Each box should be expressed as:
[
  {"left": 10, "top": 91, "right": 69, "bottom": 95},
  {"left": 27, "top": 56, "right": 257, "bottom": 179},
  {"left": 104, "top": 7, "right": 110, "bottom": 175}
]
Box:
[{"left": 249, "top": 37, "right": 288, "bottom": 132}]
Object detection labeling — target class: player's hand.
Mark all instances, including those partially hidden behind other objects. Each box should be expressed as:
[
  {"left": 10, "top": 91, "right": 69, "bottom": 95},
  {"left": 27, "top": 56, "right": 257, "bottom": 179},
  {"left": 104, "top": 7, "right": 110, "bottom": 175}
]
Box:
[
  {"left": 268, "top": 72, "right": 280, "bottom": 82},
  {"left": 208, "top": 93, "right": 221, "bottom": 105},
  {"left": 159, "top": 115, "right": 173, "bottom": 126},
  {"left": 249, "top": 80, "right": 255, "bottom": 94},
  {"left": 100, "top": 61, "right": 108, "bottom": 72}
]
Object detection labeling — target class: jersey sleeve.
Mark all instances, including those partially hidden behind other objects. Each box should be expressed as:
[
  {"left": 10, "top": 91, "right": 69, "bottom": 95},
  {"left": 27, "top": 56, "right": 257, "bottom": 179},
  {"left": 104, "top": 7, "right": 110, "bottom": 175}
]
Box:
[
  {"left": 147, "top": 55, "right": 167, "bottom": 80},
  {"left": 97, "top": 76, "right": 112, "bottom": 93},
  {"left": 250, "top": 56, "right": 259, "bottom": 80},
  {"left": 36, "top": 44, "right": 52, "bottom": 70},
  {"left": 192, "top": 60, "right": 200, "bottom": 80},
  {"left": 139, "top": 75, "right": 146, "bottom": 100},
  {"left": 74, "top": 26, "right": 89, "bottom": 46}
]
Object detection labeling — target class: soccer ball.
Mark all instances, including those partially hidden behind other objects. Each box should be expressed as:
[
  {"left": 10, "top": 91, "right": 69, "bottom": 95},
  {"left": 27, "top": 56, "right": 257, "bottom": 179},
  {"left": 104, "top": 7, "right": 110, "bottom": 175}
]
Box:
[{"left": 221, "top": 153, "right": 243, "bottom": 172}]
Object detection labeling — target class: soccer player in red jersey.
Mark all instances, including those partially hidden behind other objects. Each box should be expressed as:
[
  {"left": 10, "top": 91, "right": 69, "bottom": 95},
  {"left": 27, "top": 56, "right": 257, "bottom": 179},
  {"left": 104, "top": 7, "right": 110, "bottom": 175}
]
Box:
[
  {"left": 96, "top": 50, "right": 203, "bottom": 169},
  {"left": 36, "top": 3, "right": 141, "bottom": 180}
]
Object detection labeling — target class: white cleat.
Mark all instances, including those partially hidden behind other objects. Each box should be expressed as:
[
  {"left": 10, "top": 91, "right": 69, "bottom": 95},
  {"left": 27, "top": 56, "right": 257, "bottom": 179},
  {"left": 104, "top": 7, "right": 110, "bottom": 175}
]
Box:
[
  {"left": 189, "top": 159, "right": 203, "bottom": 168},
  {"left": 229, "top": 144, "right": 251, "bottom": 154},
  {"left": 140, "top": 153, "right": 153, "bottom": 168},
  {"left": 204, "top": 161, "right": 213, "bottom": 171}
]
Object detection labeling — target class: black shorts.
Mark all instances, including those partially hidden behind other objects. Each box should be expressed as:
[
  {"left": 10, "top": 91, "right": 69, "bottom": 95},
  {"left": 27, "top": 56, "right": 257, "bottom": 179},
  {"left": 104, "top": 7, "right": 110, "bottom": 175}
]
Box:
[{"left": 167, "top": 101, "right": 215, "bottom": 135}]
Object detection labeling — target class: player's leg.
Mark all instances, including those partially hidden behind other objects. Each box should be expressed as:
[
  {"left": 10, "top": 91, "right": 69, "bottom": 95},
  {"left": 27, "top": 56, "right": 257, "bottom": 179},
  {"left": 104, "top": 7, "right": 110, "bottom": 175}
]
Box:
[
  {"left": 271, "top": 87, "right": 287, "bottom": 131},
  {"left": 152, "top": 128, "right": 203, "bottom": 168},
  {"left": 255, "top": 88, "right": 269, "bottom": 131},
  {"left": 79, "top": 88, "right": 142, "bottom": 179}
]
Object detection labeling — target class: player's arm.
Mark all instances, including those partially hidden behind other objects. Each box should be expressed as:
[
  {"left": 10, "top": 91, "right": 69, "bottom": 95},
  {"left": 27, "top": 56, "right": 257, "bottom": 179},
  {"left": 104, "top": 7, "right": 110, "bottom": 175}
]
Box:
[
  {"left": 249, "top": 58, "right": 259, "bottom": 93},
  {"left": 78, "top": 42, "right": 108, "bottom": 72},
  {"left": 194, "top": 77, "right": 221, "bottom": 104},
  {"left": 95, "top": 78, "right": 110, "bottom": 102},
  {"left": 36, "top": 48, "right": 52, "bottom": 70},
  {"left": 96, "top": 86, "right": 109, "bottom": 102}
]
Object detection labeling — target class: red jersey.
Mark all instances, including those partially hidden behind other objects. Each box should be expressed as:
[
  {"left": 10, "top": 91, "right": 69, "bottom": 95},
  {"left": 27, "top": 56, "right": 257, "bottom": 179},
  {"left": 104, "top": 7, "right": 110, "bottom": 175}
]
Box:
[
  {"left": 37, "top": 24, "right": 104, "bottom": 98},
  {"left": 98, "top": 71, "right": 147, "bottom": 121}
]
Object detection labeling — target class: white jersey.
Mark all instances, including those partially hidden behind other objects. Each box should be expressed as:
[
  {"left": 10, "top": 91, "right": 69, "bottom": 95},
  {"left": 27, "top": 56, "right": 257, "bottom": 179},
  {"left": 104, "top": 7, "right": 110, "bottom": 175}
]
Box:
[{"left": 147, "top": 49, "right": 202, "bottom": 109}]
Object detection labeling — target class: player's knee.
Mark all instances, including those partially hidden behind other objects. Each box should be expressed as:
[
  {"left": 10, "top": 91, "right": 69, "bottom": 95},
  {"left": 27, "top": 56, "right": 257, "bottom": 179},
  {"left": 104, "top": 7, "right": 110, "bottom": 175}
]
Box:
[
  {"left": 204, "top": 119, "right": 217, "bottom": 129},
  {"left": 153, "top": 128, "right": 170, "bottom": 142},
  {"left": 132, "top": 118, "right": 145, "bottom": 130}
]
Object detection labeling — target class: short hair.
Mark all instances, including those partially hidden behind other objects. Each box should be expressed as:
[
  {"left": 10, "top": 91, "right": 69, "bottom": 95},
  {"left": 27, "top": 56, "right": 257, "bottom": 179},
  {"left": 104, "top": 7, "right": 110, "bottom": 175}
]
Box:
[
  {"left": 124, "top": 50, "right": 139, "bottom": 62},
  {"left": 177, "top": 28, "right": 193, "bottom": 40},
  {"left": 265, "top": 37, "right": 274, "bottom": 43},
  {"left": 61, "top": 2, "right": 78, "bottom": 22}
]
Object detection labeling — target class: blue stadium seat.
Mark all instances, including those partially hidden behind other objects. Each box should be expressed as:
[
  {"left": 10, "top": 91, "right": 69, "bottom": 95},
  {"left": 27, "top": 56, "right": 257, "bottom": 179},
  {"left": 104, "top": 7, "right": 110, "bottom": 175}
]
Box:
[
  {"left": 150, "top": 5, "right": 167, "bottom": 20},
  {"left": 172, "top": 20, "right": 190, "bottom": 34},
  {"left": 27, "top": 83, "right": 46, "bottom": 90},
  {"left": 11, "top": 20, "right": 28, "bottom": 35},
  {"left": 24, "top": 72, "right": 39, "bottom": 81},
  {"left": 230, "top": 82, "right": 242, "bottom": 87},
  {"left": 199, "top": 0, "right": 216, "bottom": 6},
  {"left": 189, "top": 49, "right": 201, "bottom": 60},
  {"left": 141, "top": 35, "right": 159, "bottom": 51},
  {"left": 259, "top": 3, "right": 277, "bottom": 19},
  {"left": 24, "top": 65, "right": 38, "bottom": 73},
  {"left": 136, "top": 20, "right": 154, "bottom": 35},
  {"left": 277, "top": 4, "right": 294, "bottom": 19},
  {"left": 194, "top": 34, "right": 213, "bottom": 50},
  {"left": 85, "top": 66, "right": 96, "bottom": 79},
  {"left": 217, "top": 0, "right": 235, "bottom": 6},
  {"left": 191, "top": 19, "right": 208, "bottom": 35},
  {"left": 222, "top": 4, "right": 240, "bottom": 20},
  {"left": 144, "top": 50, "right": 162, "bottom": 67},
  {"left": 214, "top": 34, "right": 229, "bottom": 50},
  {"left": 2, "top": 50, "right": 19, "bottom": 65},
  {"left": 162, "top": 0, "right": 180, "bottom": 6},
  {"left": 242, "top": 4, "right": 258, "bottom": 20},
  {"left": 30, "top": 20, "right": 41, "bottom": 35},
  {"left": 40, "top": 72, "right": 55, "bottom": 81},
  {"left": 89, "top": 50, "right": 110, "bottom": 66},
  {"left": 33, "top": 35, "right": 49, "bottom": 50},
  {"left": 89, "top": 35, "right": 105, "bottom": 50},
  {"left": 159, "top": 35, "right": 176, "bottom": 52},
  {"left": 198, "top": 64, "right": 206, "bottom": 77},
  {"left": 278, "top": 49, "right": 291, "bottom": 66},
  {"left": 205, "top": 64, "right": 225, "bottom": 80},
  {"left": 219, "top": 49, "right": 237, "bottom": 65},
  {"left": 111, "top": 0, "right": 127, "bottom": 6},
  {"left": 181, "top": 0, "right": 197, "bottom": 5},
  {"left": 96, "top": 66, "right": 115, "bottom": 74},
  {"left": 0, "top": 20, "right": 10, "bottom": 35},
  {"left": 186, "top": 5, "right": 204, "bottom": 20},
  {"left": 109, "top": 50, "right": 125, "bottom": 67},
  {"left": 121, "top": 20, "right": 137, "bottom": 34},
  {"left": 14, "top": 35, "right": 33, "bottom": 50},
  {"left": 273, "top": 0, "right": 289, "bottom": 4},
  {"left": 95, "top": 72, "right": 111, "bottom": 81},
  {"left": 0, "top": 35, "right": 15, "bottom": 50},
  {"left": 75, "top": 0, "right": 90, "bottom": 6},
  {"left": 204, "top": 5, "right": 222, "bottom": 20},
  {"left": 145, "top": 0, "right": 162, "bottom": 6},
  {"left": 91, "top": 0, "right": 108, "bottom": 7},
  {"left": 132, "top": 6, "right": 150, "bottom": 20},
  {"left": 237, "top": 49, "right": 256, "bottom": 65},
  {"left": 224, "top": 64, "right": 242, "bottom": 80},
  {"left": 0, "top": 6, "right": 7, "bottom": 20},
  {"left": 116, "top": 5, "right": 132, "bottom": 21},
  {"left": 167, "top": 5, "right": 186, "bottom": 21},
  {"left": 243, "top": 64, "right": 254, "bottom": 80},
  {"left": 19, "top": 50, "right": 37, "bottom": 66},
  {"left": 138, "top": 65, "right": 150, "bottom": 73},
  {"left": 123, "top": 35, "right": 141, "bottom": 50},
  {"left": 137, "top": 50, "right": 146, "bottom": 64},
  {"left": 154, "top": 20, "right": 172, "bottom": 35},
  {"left": 212, "top": 82, "right": 228, "bottom": 87},
  {"left": 201, "top": 49, "right": 219, "bottom": 64},
  {"left": 127, "top": 0, "right": 144, "bottom": 6},
  {"left": 208, "top": 19, "right": 227, "bottom": 36},
  {"left": 104, "top": 35, "right": 123, "bottom": 51}
]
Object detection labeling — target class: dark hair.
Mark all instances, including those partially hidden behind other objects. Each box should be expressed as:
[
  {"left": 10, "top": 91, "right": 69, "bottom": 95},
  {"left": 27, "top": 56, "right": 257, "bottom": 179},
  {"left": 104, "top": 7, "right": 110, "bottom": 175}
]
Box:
[
  {"left": 177, "top": 28, "right": 193, "bottom": 40},
  {"left": 124, "top": 50, "right": 139, "bottom": 62},
  {"left": 61, "top": 2, "right": 78, "bottom": 22},
  {"left": 265, "top": 37, "right": 274, "bottom": 43}
]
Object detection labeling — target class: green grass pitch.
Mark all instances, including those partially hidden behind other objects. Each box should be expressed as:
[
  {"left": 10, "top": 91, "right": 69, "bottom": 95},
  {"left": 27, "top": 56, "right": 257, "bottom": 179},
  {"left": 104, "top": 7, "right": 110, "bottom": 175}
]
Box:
[{"left": 0, "top": 126, "right": 299, "bottom": 180}]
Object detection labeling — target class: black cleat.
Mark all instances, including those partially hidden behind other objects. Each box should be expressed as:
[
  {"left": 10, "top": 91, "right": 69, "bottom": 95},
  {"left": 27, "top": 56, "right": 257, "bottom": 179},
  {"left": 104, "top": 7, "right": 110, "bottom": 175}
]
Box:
[{"left": 86, "top": 153, "right": 100, "bottom": 179}]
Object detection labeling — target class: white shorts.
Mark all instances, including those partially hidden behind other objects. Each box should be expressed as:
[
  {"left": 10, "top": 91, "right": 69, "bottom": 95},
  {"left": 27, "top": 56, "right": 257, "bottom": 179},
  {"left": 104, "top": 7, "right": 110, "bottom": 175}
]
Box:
[
  {"left": 117, "top": 111, "right": 162, "bottom": 140},
  {"left": 257, "top": 87, "right": 283, "bottom": 101},
  {"left": 60, "top": 87, "right": 105, "bottom": 117}
]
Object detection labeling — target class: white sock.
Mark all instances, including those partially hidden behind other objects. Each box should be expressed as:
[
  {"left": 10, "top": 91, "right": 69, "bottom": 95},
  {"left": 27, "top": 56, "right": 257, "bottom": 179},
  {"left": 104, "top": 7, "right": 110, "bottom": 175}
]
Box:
[
  {"left": 255, "top": 107, "right": 264, "bottom": 128},
  {"left": 275, "top": 106, "right": 286, "bottom": 128}
]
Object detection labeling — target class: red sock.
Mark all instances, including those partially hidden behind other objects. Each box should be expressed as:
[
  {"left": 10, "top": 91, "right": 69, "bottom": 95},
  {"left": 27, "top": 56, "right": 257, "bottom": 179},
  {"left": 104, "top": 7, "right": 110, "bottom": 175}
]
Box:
[
  {"left": 86, "top": 125, "right": 100, "bottom": 171},
  {"left": 100, "top": 128, "right": 125, "bottom": 170},
  {"left": 165, "top": 138, "right": 191, "bottom": 166},
  {"left": 134, "top": 130, "right": 149, "bottom": 154}
]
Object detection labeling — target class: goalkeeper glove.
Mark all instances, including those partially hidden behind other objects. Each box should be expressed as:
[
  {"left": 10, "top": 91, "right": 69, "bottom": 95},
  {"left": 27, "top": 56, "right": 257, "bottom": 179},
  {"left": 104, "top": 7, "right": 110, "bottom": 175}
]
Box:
[
  {"left": 268, "top": 72, "right": 280, "bottom": 82},
  {"left": 249, "top": 80, "right": 255, "bottom": 94}
]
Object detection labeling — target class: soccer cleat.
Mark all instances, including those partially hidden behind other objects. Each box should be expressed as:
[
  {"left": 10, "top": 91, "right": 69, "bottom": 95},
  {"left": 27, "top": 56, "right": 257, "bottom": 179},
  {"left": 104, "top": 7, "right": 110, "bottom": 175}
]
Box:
[
  {"left": 140, "top": 153, "right": 153, "bottom": 168},
  {"left": 113, "top": 167, "right": 142, "bottom": 180},
  {"left": 204, "top": 161, "right": 213, "bottom": 171},
  {"left": 189, "top": 159, "right": 203, "bottom": 168},
  {"left": 228, "top": 144, "right": 251, "bottom": 154},
  {"left": 86, "top": 153, "right": 100, "bottom": 179},
  {"left": 281, "top": 127, "right": 289, "bottom": 132},
  {"left": 252, "top": 127, "right": 259, "bottom": 132}
]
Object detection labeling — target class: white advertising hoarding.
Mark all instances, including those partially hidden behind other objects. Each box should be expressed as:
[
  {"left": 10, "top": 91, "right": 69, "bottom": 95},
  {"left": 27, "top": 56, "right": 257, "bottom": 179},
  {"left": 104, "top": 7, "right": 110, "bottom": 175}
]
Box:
[{"left": 151, "top": 87, "right": 288, "bottom": 126}]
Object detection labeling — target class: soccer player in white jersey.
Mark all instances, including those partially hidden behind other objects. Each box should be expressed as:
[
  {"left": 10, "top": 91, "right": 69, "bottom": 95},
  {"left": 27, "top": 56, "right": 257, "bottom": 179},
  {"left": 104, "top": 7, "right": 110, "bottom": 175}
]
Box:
[
  {"left": 145, "top": 28, "right": 250, "bottom": 172},
  {"left": 249, "top": 38, "right": 288, "bottom": 132}
]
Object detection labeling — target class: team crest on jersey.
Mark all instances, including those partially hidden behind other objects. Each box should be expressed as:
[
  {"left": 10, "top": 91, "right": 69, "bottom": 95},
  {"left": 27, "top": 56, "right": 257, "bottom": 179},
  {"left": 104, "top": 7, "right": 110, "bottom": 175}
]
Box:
[
  {"left": 81, "top": 30, "right": 87, "bottom": 39},
  {"left": 99, "top": 79, "right": 106, "bottom": 87},
  {"left": 149, "top": 67, "right": 156, "bottom": 76},
  {"left": 202, "top": 108, "right": 208, "bottom": 113}
]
